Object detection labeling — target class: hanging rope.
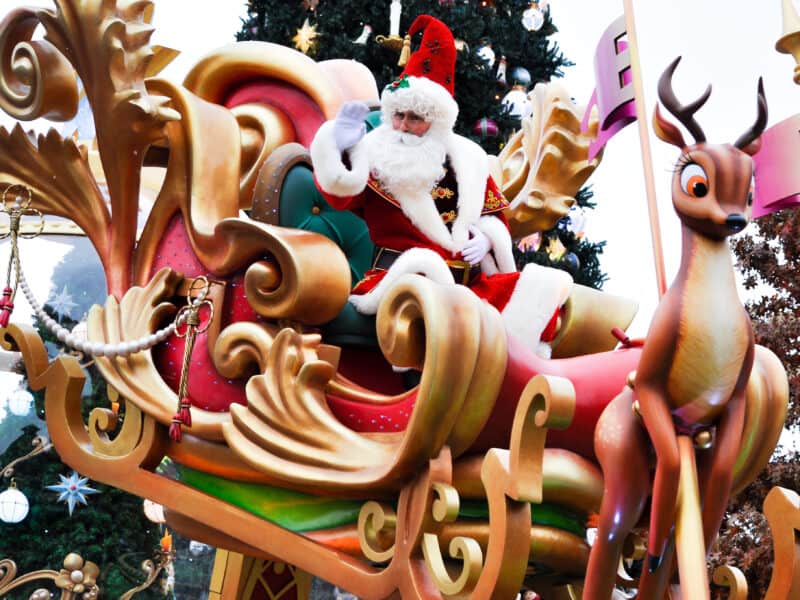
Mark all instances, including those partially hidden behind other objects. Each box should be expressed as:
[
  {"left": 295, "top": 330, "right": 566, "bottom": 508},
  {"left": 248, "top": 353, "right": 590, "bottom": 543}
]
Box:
[{"left": 0, "top": 184, "right": 43, "bottom": 327}]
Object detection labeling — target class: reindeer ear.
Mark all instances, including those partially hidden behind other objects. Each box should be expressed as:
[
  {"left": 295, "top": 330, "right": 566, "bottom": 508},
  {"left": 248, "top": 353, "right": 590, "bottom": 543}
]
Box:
[
  {"left": 740, "top": 136, "right": 762, "bottom": 156},
  {"left": 653, "top": 104, "right": 686, "bottom": 148}
]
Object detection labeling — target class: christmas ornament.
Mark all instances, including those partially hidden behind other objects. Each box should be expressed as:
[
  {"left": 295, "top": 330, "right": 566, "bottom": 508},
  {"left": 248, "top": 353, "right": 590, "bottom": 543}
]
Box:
[
  {"left": 496, "top": 55, "right": 508, "bottom": 86},
  {"left": 565, "top": 206, "right": 587, "bottom": 238},
  {"left": 545, "top": 236, "right": 566, "bottom": 260},
  {"left": 143, "top": 498, "right": 166, "bottom": 523},
  {"left": 518, "top": 232, "right": 542, "bottom": 252},
  {"left": 292, "top": 18, "right": 319, "bottom": 54},
  {"left": 454, "top": 38, "right": 468, "bottom": 52},
  {"left": 301, "top": 0, "right": 319, "bottom": 10},
  {"left": 46, "top": 471, "right": 99, "bottom": 516},
  {"left": 48, "top": 284, "right": 78, "bottom": 318},
  {"left": 562, "top": 251, "right": 580, "bottom": 271},
  {"left": 502, "top": 88, "right": 532, "bottom": 119},
  {"left": 476, "top": 43, "right": 495, "bottom": 68},
  {"left": 472, "top": 118, "right": 499, "bottom": 138},
  {"left": 509, "top": 66, "right": 532, "bottom": 89},
  {"left": 0, "top": 478, "right": 29, "bottom": 523},
  {"left": 7, "top": 387, "right": 33, "bottom": 416},
  {"left": 353, "top": 24, "right": 372, "bottom": 44},
  {"left": 522, "top": 2, "right": 545, "bottom": 32}
]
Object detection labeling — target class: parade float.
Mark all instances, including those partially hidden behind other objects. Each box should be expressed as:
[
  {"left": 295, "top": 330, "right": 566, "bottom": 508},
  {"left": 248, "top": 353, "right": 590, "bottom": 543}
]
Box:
[{"left": 0, "top": 0, "right": 797, "bottom": 599}]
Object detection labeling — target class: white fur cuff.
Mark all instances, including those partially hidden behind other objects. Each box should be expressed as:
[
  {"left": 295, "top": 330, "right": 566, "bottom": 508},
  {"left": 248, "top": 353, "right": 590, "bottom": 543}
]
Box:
[{"left": 309, "top": 121, "right": 370, "bottom": 197}]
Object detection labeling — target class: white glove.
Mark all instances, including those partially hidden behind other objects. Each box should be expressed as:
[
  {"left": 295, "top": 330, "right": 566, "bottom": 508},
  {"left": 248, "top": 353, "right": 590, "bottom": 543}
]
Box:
[
  {"left": 462, "top": 225, "right": 492, "bottom": 265},
  {"left": 333, "top": 101, "right": 370, "bottom": 152}
]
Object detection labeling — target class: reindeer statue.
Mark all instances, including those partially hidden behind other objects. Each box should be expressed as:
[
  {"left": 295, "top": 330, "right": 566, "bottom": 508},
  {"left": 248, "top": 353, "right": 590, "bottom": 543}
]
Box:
[{"left": 583, "top": 57, "right": 769, "bottom": 600}]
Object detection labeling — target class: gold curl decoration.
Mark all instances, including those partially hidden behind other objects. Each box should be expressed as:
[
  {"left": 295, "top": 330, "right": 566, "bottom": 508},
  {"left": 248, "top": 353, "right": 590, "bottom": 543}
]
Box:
[
  {"left": 231, "top": 103, "right": 296, "bottom": 209},
  {"left": 508, "top": 374, "right": 576, "bottom": 503},
  {"left": 422, "top": 533, "right": 483, "bottom": 596},
  {"left": 223, "top": 275, "right": 507, "bottom": 494},
  {"left": 212, "top": 321, "right": 281, "bottom": 379},
  {"left": 0, "top": 8, "right": 78, "bottom": 121},
  {"left": 712, "top": 564, "right": 748, "bottom": 600},
  {"left": 490, "top": 80, "right": 602, "bottom": 238},
  {"left": 87, "top": 397, "right": 154, "bottom": 460},
  {"left": 357, "top": 501, "right": 397, "bottom": 563},
  {"left": 763, "top": 486, "right": 800, "bottom": 600}
]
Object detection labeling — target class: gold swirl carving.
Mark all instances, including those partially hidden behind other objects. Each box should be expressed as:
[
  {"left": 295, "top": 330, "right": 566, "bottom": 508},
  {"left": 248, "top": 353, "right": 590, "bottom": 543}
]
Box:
[
  {"left": 422, "top": 533, "right": 483, "bottom": 596},
  {"left": 223, "top": 275, "right": 507, "bottom": 494},
  {"left": 0, "top": 558, "right": 59, "bottom": 598},
  {"left": 357, "top": 501, "right": 397, "bottom": 563},
  {"left": 231, "top": 103, "right": 295, "bottom": 209},
  {"left": 88, "top": 267, "right": 230, "bottom": 440},
  {"left": 764, "top": 486, "right": 800, "bottom": 600},
  {"left": 732, "top": 345, "right": 789, "bottom": 494},
  {"left": 135, "top": 79, "right": 351, "bottom": 323},
  {"left": 712, "top": 565, "right": 748, "bottom": 600},
  {"left": 0, "top": 9, "right": 78, "bottom": 121},
  {"left": 490, "top": 80, "right": 602, "bottom": 238},
  {"left": 508, "top": 374, "right": 576, "bottom": 503}
]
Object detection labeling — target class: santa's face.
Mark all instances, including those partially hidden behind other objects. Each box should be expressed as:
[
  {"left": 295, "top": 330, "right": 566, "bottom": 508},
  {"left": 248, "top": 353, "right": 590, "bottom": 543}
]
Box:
[
  {"left": 391, "top": 110, "right": 433, "bottom": 138},
  {"left": 364, "top": 122, "right": 447, "bottom": 201}
]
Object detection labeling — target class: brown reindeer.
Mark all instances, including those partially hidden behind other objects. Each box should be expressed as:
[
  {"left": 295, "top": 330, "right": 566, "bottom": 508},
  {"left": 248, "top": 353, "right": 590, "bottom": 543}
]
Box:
[{"left": 583, "top": 56, "right": 767, "bottom": 599}]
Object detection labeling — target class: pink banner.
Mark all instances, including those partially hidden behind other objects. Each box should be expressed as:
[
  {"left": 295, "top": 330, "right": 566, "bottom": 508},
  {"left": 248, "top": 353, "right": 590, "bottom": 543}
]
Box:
[
  {"left": 581, "top": 15, "right": 637, "bottom": 160},
  {"left": 752, "top": 113, "right": 800, "bottom": 218}
]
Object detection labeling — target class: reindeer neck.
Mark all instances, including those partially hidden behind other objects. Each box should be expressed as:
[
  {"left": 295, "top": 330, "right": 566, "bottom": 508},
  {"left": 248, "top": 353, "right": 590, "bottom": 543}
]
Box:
[{"left": 677, "top": 226, "right": 735, "bottom": 288}]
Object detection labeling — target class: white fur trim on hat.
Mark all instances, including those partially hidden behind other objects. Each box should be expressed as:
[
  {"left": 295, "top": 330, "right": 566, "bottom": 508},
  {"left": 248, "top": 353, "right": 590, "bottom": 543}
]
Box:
[
  {"left": 381, "top": 76, "right": 459, "bottom": 133},
  {"left": 475, "top": 215, "right": 516, "bottom": 275},
  {"left": 501, "top": 263, "right": 573, "bottom": 358},
  {"left": 349, "top": 247, "right": 455, "bottom": 314},
  {"left": 309, "top": 121, "right": 370, "bottom": 197}
]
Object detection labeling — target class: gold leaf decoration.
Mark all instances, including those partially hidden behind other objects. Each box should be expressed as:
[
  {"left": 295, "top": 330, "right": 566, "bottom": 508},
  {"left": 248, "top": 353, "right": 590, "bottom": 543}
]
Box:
[{"left": 491, "top": 80, "right": 602, "bottom": 238}]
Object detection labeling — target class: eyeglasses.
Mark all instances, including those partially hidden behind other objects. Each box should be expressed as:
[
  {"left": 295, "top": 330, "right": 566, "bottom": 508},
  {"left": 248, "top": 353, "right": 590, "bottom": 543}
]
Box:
[{"left": 392, "top": 111, "right": 427, "bottom": 124}]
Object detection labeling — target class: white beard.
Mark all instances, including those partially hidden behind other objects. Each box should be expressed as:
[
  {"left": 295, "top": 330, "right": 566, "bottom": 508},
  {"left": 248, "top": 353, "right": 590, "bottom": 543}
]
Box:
[{"left": 364, "top": 124, "right": 448, "bottom": 201}]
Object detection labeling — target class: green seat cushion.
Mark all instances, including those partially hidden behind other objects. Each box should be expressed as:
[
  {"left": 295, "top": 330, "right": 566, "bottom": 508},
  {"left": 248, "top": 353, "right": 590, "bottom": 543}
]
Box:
[{"left": 279, "top": 164, "right": 374, "bottom": 284}]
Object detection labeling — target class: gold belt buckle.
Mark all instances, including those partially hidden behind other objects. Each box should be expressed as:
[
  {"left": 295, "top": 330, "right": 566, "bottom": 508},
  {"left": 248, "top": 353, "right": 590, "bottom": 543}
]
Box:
[{"left": 446, "top": 259, "right": 472, "bottom": 286}]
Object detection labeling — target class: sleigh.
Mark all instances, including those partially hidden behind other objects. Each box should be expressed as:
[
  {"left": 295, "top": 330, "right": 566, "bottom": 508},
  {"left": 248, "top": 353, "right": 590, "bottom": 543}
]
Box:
[{"left": 0, "top": 2, "right": 792, "bottom": 598}]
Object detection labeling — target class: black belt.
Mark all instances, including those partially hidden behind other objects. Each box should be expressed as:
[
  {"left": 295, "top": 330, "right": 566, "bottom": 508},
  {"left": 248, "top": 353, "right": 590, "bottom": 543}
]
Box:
[{"left": 372, "top": 247, "right": 480, "bottom": 286}]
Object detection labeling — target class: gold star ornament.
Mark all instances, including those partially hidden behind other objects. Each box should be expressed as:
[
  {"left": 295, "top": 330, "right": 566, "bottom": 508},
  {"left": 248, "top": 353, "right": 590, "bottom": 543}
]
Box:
[{"left": 293, "top": 18, "right": 319, "bottom": 54}]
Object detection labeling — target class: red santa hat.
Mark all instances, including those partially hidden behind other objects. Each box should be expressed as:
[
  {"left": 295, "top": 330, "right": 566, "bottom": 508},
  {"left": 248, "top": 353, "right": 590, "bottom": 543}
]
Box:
[{"left": 380, "top": 15, "right": 459, "bottom": 131}]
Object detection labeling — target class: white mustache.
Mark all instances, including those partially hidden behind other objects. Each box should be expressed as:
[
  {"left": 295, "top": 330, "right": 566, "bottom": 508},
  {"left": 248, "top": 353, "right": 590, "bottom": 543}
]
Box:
[{"left": 391, "top": 130, "right": 427, "bottom": 146}]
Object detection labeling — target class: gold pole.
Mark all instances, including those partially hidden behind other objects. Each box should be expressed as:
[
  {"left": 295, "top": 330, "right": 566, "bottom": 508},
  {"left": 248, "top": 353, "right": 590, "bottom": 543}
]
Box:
[
  {"left": 675, "top": 435, "right": 710, "bottom": 599},
  {"left": 622, "top": 0, "right": 668, "bottom": 298}
]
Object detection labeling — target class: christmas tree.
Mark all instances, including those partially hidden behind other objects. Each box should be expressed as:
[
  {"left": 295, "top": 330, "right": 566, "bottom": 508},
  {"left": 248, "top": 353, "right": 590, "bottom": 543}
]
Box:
[{"left": 237, "top": 0, "right": 607, "bottom": 289}]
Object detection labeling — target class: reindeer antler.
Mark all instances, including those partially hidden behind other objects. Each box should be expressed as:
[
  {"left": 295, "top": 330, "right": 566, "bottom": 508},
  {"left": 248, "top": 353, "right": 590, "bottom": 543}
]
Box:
[
  {"left": 658, "top": 56, "right": 711, "bottom": 144},
  {"left": 734, "top": 78, "right": 768, "bottom": 150}
]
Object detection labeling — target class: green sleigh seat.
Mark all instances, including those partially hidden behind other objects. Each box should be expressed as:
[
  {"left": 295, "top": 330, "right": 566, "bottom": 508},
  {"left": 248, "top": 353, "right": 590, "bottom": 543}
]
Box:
[{"left": 250, "top": 112, "right": 384, "bottom": 347}]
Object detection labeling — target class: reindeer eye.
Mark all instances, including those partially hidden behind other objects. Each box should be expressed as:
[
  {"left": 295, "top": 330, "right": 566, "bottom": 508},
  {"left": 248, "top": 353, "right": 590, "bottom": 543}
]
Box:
[{"left": 680, "top": 163, "right": 708, "bottom": 198}]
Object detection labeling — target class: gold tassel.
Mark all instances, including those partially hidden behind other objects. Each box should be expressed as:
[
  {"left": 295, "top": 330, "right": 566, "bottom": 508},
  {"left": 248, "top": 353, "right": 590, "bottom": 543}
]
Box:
[{"left": 398, "top": 34, "right": 411, "bottom": 67}]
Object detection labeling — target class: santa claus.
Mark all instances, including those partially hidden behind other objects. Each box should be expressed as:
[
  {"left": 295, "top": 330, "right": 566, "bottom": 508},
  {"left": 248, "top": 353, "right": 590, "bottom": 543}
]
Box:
[{"left": 310, "top": 15, "right": 572, "bottom": 358}]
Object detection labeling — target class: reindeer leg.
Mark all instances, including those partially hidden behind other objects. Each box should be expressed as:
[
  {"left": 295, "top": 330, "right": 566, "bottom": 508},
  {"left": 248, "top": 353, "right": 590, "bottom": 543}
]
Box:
[
  {"left": 699, "top": 391, "right": 747, "bottom": 551},
  {"left": 699, "top": 345, "right": 753, "bottom": 551},
  {"left": 637, "top": 385, "right": 681, "bottom": 573},
  {"left": 583, "top": 389, "right": 650, "bottom": 600}
]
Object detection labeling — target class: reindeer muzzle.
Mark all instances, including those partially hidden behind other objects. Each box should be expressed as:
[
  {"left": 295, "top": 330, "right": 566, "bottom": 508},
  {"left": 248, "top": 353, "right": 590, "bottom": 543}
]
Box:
[{"left": 725, "top": 214, "right": 747, "bottom": 232}]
